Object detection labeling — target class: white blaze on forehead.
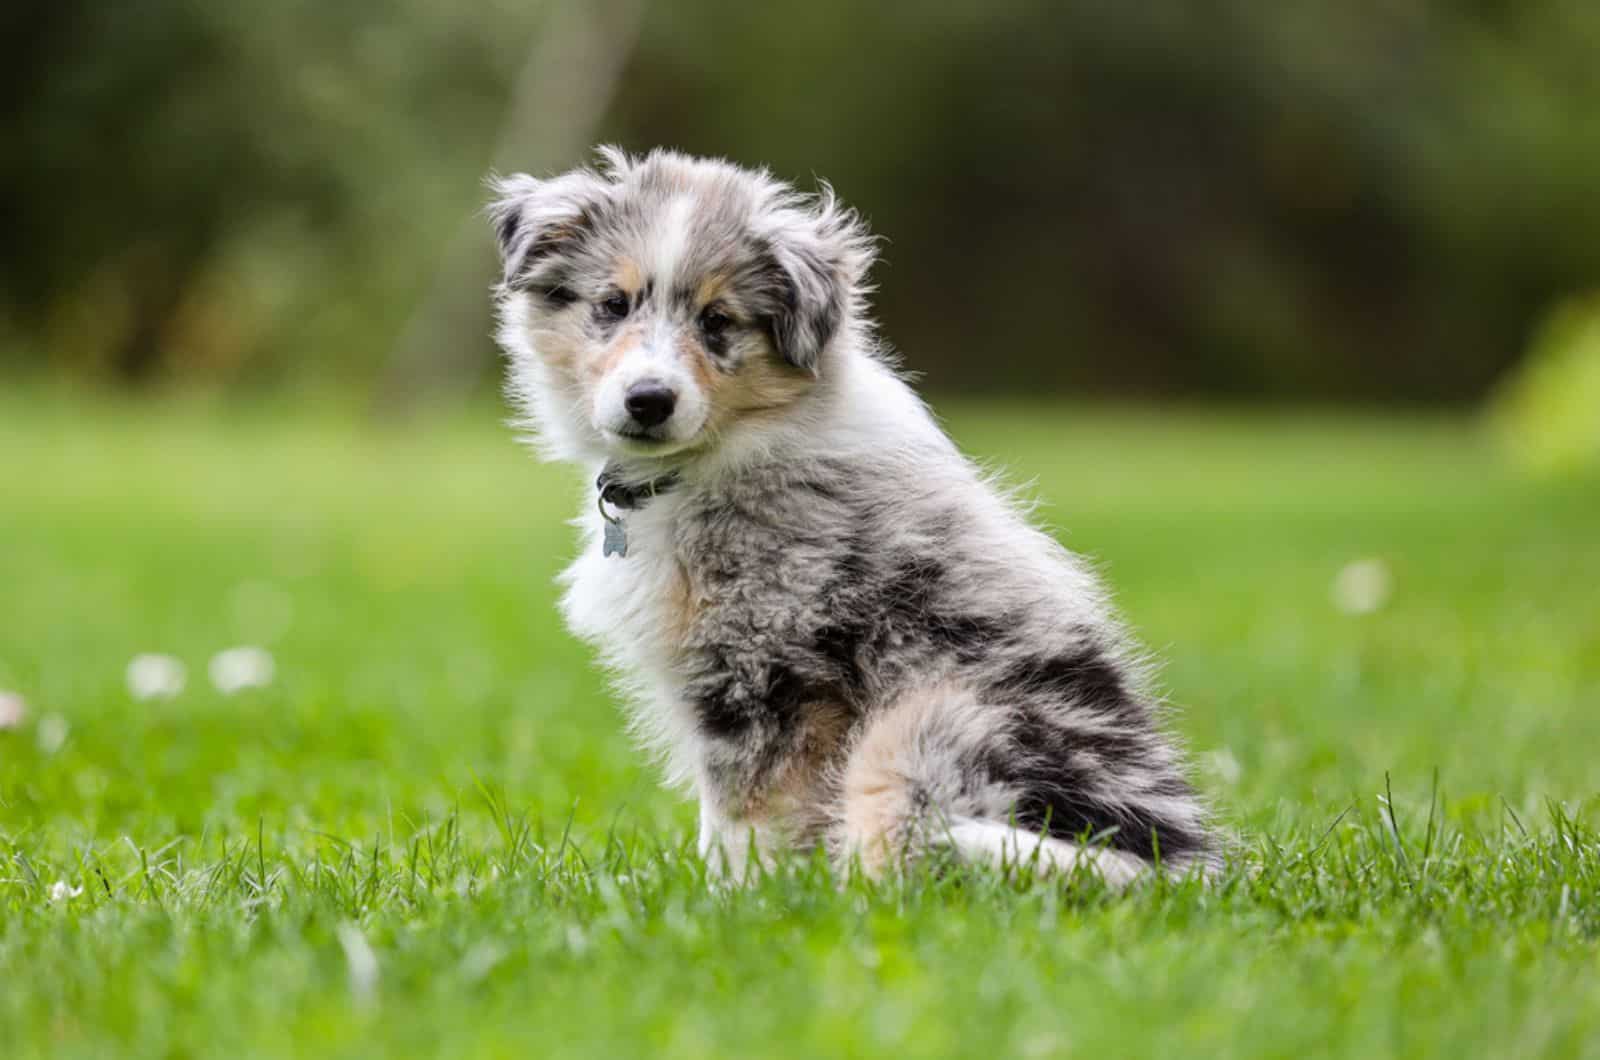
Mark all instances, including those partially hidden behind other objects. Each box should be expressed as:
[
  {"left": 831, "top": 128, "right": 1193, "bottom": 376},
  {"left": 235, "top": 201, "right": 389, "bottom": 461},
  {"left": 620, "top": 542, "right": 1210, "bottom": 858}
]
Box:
[{"left": 650, "top": 195, "right": 696, "bottom": 285}]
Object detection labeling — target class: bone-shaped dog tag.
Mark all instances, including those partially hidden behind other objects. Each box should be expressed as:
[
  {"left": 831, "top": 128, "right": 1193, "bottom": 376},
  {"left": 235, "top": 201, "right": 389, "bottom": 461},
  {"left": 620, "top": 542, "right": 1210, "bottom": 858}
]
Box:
[{"left": 602, "top": 518, "right": 628, "bottom": 558}]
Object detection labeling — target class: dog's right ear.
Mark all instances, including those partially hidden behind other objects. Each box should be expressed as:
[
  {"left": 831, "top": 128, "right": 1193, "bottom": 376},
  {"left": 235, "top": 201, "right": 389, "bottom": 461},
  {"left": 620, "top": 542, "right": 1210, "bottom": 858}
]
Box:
[{"left": 486, "top": 170, "right": 611, "bottom": 300}]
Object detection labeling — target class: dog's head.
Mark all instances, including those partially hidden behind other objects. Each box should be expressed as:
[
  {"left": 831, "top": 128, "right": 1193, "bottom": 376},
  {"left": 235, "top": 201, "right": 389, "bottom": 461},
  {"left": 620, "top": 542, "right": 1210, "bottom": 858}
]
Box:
[{"left": 489, "top": 148, "right": 874, "bottom": 463}]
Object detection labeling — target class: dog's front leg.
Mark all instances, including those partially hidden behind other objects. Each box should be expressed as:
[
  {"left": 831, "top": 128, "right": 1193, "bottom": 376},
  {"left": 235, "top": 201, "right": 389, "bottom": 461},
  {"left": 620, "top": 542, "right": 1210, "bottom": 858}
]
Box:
[
  {"left": 682, "top": 633, "right": 846, "bottom": 882},
  {"left": 695, "top": 787, "right": 782, "bottom": 883}
]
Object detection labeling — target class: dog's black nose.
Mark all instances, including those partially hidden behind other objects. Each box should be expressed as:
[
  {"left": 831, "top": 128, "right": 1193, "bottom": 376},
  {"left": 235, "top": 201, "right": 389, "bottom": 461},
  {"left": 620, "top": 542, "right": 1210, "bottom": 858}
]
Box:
[{"left": 624, "top": 381, "right": 677, "bottom": 428}]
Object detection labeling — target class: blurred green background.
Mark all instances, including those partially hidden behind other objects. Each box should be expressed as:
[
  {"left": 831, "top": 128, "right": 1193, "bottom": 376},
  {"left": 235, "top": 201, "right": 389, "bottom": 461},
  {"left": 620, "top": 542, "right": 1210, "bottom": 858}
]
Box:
[
  {"left": 5, "top": 8, "right": 1600, "bottom": 1055},
  {"left": 5, "top": 0, "right": 1600, "bottom": 407}
]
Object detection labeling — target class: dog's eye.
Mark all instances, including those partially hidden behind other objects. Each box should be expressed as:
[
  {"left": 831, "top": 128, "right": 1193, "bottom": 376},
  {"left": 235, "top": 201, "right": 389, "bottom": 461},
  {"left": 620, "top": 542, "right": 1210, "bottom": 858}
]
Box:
[
  {"left": 597, "top": 291, "right": 631, "bottom": 322},
  {"left": 699, "top": 306, "right": 732, "bottom": 340},
  {"left": 538, "top": 283, "right": 578, "bottom": 308}
]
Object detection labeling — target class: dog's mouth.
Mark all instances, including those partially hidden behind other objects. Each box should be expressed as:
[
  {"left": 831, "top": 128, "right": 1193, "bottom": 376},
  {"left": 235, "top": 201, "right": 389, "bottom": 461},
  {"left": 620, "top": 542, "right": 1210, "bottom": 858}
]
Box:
[
  {"left": 608, "top": 426, "right": 675, "bottom": 449},
  {"left": 603, "top": 425, "right": 700, "bottom": 457}
]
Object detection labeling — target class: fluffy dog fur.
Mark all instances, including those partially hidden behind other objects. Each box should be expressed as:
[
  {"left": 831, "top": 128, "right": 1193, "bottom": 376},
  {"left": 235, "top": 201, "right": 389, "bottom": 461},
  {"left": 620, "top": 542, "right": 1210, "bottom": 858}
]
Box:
[{"left": 488, "top": 147, "right": 1218, "bottom": 884}]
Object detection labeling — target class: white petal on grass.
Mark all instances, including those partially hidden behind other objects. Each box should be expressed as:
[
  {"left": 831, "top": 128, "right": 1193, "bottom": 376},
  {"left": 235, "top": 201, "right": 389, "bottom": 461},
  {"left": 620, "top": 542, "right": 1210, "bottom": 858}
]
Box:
[
  {"left": 48, "top": 880, "right": 83, "bottom": 903},
  {"left": 458, "top": 941, "right": 507, "bottom": 984},
  {"left": 1331, "top": 558, "right": 1392, "bottom": 615},
  {"left": 127, "top": 653, "right": 187, "bottom": 700},
  {"left": 209, "top": 646, "right": 275, "bottom": 695},
  {"left": 0, "top": 691, "right": 25, "bottom": 730},
  {"left": 336, "top": 921, "right": 380, "bottom": 1005},
  {"left": 37, "top": 713, "right": 70, "bottom": 754}
]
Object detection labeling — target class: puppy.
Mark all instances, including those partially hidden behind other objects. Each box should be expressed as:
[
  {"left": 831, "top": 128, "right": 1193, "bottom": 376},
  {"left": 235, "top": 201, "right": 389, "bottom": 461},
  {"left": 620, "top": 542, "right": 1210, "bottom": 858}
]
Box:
[{"left": 489, "top": 147, "right": 1217, "bottom": 885}]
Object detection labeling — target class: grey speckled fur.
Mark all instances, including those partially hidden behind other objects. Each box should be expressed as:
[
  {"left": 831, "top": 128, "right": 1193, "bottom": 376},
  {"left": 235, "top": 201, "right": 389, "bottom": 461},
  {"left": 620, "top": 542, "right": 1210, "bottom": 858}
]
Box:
[{"left": 489, "top": 147, "right": 1218, "bottom": 884}]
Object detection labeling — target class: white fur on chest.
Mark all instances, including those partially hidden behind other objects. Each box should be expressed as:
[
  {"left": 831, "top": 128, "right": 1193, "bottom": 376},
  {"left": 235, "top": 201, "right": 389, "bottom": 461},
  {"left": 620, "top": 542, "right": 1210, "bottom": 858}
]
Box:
[{"left": 559, "top": 495, "right": 703, "bottom": 785}]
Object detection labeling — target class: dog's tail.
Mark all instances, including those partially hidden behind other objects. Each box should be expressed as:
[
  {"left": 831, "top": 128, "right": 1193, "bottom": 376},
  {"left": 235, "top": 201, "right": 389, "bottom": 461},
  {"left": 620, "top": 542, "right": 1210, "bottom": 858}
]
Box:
[{"left": 938, "top": 816, "right": 1151, "bottom": 887}]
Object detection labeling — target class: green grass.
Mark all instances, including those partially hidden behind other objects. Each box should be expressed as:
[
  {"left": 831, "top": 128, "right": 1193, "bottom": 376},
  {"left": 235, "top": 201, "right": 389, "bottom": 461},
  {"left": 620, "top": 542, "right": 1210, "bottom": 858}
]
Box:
[{"left": 2, "top": 391, "right": 1598, "bottom": 1058}]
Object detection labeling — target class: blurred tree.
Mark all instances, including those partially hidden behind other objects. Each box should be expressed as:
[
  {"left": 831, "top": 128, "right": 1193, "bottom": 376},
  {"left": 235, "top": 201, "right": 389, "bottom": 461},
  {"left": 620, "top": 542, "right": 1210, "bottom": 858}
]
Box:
[{"left": 1, "top": 0, "right": 545, "bottom": 384}]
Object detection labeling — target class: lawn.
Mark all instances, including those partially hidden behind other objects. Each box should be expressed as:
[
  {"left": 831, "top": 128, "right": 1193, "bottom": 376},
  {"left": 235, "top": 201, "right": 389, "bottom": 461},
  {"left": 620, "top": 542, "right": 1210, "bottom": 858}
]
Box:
[{"left": 2, "top": 390, "right": 1597, "bottom": 1058}]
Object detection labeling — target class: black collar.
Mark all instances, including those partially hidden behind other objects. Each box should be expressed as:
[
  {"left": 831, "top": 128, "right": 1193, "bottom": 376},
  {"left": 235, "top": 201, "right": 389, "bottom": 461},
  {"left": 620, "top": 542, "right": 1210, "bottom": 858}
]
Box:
[{"left": 596, "top": 464, "right": 681, "bottom": 512}]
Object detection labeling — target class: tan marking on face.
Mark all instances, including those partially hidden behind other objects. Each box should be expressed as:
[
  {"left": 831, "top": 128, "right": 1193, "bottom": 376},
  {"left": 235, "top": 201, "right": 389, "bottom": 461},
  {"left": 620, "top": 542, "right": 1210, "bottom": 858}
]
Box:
[
  {"left": 695, "top": 272, "right": 732, "bottom": 307},
  {"left": 583, "top": 322, "right": 645, "bottom": 386},
  {"left": 678, "top": 330, "right": 719, "bottom": 395},
  {"left": 614, "top": 257, "right": 644, "bottom": 295},
  {"left": 710, "top": 342, "right": 812, "bottom": 422},
  {"left": 674, "top": 327, "right": 815, "bottom": 434},
  {"left": 535, "top": 330, "right": 581, "bottom": 375}
]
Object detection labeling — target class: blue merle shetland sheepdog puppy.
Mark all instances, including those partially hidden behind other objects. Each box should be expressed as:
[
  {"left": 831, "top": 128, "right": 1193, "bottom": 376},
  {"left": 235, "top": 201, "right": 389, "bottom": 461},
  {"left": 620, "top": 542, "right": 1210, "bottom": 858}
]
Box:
[{"left": 488, "top": 147, "right": 1218, "bottom": 885}]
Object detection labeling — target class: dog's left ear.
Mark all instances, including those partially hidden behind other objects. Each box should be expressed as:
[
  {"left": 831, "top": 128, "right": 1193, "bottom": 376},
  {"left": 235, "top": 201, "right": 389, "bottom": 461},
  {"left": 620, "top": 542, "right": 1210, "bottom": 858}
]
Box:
[
  {"left": 766, "top": 241, "right": 843, "bottom": 376},
  {"left": 763, "top": 191, "right": 874, "bottom": 375}
]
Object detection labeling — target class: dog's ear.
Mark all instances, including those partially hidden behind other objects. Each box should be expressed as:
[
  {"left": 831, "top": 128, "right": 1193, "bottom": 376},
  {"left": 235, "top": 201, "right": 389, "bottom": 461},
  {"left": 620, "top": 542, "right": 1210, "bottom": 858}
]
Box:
[
  {"left": 761, "top": 189, "right": 875, "bottom": 375},
  {"left": 486, "top": 168, "right": 612, "bottom": 301},
  {"left": 765, "top": 241, "right": 843, "bottom": 376}
]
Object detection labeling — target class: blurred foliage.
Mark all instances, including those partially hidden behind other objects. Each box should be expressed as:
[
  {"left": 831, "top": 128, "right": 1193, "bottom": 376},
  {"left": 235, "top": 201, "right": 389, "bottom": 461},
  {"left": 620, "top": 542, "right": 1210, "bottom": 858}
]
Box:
[
  {"left": 4, "top": 0, "right": 1600, "bottom": 399},
  {"left": 0, "top": 0, "right": 546, "bottom": 385},
  {"left": 1490, "top": 294, "right": 1600, "bottom": 473}
]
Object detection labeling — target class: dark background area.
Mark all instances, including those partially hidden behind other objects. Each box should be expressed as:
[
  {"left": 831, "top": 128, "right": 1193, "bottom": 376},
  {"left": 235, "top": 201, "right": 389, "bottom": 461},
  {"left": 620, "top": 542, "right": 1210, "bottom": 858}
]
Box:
[{"left": 3, "top": 0, "right": 1598, "bottom": 401}]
